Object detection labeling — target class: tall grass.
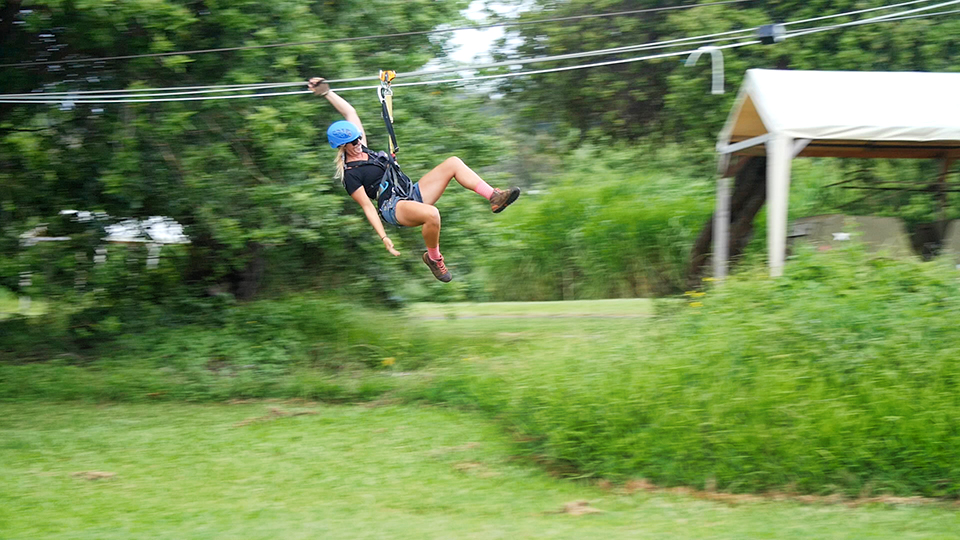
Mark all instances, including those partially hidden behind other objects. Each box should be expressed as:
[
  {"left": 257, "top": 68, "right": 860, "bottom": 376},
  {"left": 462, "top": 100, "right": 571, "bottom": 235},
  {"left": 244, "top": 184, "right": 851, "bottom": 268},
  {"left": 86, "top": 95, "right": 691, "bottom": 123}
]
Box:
[
  {"left": 421, "top": 245, "right": 960, "bottom": 497},
  {"left": 0, "top": 296, "right": 426, "bottom": 402},
  {"left": 6, "top": 245, "right": 960, "bottom": 497},
  {"left": 477, "top": 146, "right": 713, "bottom": 299}
]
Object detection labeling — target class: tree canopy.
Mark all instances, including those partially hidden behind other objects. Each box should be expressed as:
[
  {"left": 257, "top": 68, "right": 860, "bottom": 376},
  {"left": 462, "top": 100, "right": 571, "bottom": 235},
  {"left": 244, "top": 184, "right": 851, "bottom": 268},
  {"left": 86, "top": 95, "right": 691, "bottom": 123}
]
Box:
[{"left": 1, "top": 0, "right": 509, "bottom": 301}]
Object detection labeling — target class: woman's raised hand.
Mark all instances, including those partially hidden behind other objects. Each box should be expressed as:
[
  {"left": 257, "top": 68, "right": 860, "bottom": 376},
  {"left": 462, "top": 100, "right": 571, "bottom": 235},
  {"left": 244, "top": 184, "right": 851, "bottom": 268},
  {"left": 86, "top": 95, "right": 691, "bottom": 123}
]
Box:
[
  {"left": 382, "top": 236, "right": 401, "bottom": 257},
  {"left": 307, "top": 77, "right": 330, "bottom": 96}
]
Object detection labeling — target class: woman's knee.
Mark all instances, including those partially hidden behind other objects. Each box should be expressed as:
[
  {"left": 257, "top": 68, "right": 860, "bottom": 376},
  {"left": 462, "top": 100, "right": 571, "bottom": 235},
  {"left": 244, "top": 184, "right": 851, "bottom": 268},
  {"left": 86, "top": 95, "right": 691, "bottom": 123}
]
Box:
[
  {"left": 443, "top": 156, "right": 464, "bottom": 170},
  {"left": 424, "top": 205, "right": 441, "bottom": 227}
]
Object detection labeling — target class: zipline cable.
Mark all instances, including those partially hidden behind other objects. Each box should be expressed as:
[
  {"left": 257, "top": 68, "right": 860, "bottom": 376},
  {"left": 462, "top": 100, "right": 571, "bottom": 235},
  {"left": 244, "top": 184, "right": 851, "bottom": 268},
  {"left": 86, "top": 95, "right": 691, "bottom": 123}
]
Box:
[
  {"left": 785, "top": 0, "right": 959, "bottom": 38},
  {"left": 0, "top": 41, "right": 762, "bottom": 104},
  {"left": 1, "top": 4, "right": 955, "bottom": 104},
  {"left": 781, "top": 0, "right": 940, "bottom": 26},
  {"left": 5, "top": 0, "right": 946, "bottom": 99},
  {"left": 0, "top": 76, "right": 376, "bottom": 98},
  {"left": 883, "top": 7, "right": 960, "bottom": 20},
  {"left": 5, "top": 31, "right": 762, "bottom": 99},
  {"left": 0, "top": 0, "right": 753, "bottom": 69}
]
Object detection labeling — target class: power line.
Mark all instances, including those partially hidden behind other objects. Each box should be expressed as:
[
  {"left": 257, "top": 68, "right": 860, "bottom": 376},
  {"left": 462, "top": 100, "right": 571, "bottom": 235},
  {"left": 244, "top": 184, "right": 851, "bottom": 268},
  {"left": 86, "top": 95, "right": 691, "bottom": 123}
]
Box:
[{"left": 0, "top": 0, "right": 752, "bottom": 69}]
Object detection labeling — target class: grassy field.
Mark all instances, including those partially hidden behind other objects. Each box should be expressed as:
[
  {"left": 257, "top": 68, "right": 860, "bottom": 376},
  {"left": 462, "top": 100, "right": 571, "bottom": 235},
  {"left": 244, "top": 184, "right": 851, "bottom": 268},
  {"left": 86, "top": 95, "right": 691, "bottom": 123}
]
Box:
[
  {"left": 407, "top": 250, "right": 960, "bottom": 498},
  {"left": 4, "top": 248, "right": 960, "bottom": 527},
  {"left": 406, "top": 298, "right": 655, "bottom": 318},
  {"left": 3, "top": 402, "right": 959, "bottom": 540}
]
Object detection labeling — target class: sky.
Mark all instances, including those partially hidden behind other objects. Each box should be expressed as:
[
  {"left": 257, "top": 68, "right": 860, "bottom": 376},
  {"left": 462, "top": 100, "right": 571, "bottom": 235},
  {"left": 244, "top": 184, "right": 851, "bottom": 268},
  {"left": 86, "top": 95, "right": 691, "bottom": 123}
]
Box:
[{"left": 448, "top": 1, "right": 516, "bottom": 64}]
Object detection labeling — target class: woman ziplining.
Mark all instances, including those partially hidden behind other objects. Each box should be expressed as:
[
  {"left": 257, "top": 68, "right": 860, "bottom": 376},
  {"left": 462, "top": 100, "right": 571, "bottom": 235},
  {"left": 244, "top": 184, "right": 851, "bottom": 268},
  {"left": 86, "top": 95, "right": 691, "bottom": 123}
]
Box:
[{"left": 308, "top": 76, "right": 520, "bottom": 282}]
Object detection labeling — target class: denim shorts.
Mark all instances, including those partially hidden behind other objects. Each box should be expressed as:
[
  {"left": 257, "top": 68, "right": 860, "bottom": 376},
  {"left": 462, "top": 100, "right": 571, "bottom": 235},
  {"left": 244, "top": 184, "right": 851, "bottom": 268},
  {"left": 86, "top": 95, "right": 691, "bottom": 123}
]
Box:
[{"left": 379, "top": 183, "right": 423, "bottom": 227}]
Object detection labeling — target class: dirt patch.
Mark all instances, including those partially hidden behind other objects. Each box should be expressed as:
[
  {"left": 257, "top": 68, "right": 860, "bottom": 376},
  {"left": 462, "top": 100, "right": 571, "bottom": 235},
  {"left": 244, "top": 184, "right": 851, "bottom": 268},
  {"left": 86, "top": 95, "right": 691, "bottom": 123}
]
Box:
[
  {"left": 233, "top": 407, "right": 318, "bottom": 428},
  {"left": 453, "top": 461, "right": 499, "bottom": 478},
  {"left": 429, "top": 442, "right": 482, "bottom": 456},
  {"left": 546, "top": 500, "right": 606, "bottom": 516},
  {"left": 422, "top": 314, "right": 651, "bottom": 321},
  {"left": 361, "top": 395, "right": 403, "bottom": 409},
  {"left": 226, "top": 398, "right": 320, "bottom": 406},
  {"left": 72, "top": 471, "right": 116, "bottom": 481},
  {"left": 618, "top": 478, "right": 958, "bottom": 508}
]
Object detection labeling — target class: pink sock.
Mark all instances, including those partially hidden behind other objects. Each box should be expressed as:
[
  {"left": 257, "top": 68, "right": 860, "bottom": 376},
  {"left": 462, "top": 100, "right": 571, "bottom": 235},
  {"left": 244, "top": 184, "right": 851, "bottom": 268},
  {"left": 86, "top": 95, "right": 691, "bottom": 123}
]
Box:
[
  {"left": 473, "top": 180, "right": 495, "bottom": 200},
  {"left": 427, "top": 246, "right": 442, "bottom": 261}
]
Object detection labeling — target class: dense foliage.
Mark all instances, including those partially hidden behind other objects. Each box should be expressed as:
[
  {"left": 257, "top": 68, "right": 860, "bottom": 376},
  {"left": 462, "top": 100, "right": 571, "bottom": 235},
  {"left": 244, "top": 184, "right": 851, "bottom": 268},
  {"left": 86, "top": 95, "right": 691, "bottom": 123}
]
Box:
[
  {"left": 495, "top": 0, "right": 960, "bottom": 141},
  {"left": 6, "top": 245, "right": 960, "bottom": 498},
  {"left": 0, "top": 293, "right": 423, "bottom": 401},
  {"left": 0, "top": 0, "right": 508, "bottom": 306},
  {"left": 3, "top": 1, "right": 959, "bottom": 308},
  {"left": 424, "top": 246, "right": 960, "bottom": 497},
  {"left": 477, "top": 144, "right": 714, "bottom": 299}
]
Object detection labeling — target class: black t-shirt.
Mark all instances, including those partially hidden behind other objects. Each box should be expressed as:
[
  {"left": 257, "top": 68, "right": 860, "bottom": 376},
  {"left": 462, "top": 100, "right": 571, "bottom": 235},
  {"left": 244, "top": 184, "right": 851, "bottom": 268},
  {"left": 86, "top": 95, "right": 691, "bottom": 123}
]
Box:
[{"left": 344, "top": 156, "right": 390, "bottom": 206}]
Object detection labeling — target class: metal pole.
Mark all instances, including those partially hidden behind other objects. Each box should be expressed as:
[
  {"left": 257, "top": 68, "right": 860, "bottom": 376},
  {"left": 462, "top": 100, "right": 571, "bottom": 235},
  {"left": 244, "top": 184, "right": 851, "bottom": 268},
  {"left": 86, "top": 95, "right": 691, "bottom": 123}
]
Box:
[
  {"left": 766, "top": 134, "right": 793, "bottom": 277},
  {"left": 713, "top": 176, "right": 731, "bottom": 281}
]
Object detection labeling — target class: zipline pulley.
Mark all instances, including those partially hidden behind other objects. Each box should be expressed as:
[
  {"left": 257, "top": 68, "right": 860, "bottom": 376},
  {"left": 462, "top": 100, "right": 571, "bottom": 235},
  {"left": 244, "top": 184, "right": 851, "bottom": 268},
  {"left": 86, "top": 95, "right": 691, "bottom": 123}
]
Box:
[{"left": 378, "top": 70, "right": 399, "bottom": 155}]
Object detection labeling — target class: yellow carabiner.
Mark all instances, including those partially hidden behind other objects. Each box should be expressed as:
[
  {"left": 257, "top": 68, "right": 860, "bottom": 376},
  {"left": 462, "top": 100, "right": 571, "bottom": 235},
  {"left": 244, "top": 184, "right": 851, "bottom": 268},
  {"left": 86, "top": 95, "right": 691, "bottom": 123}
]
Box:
[{"left": 378, "top": 70, "right": 397, "bottom": 154}]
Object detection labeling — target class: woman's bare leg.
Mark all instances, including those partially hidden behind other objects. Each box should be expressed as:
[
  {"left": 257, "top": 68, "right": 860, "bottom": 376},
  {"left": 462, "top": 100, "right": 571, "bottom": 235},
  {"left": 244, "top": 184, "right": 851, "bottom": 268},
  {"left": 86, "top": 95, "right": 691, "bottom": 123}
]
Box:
[
  {"left": 396, "top": 200, "right": 451, "bottom": 281},
  {"left": 395, "top": 200, "right": 441, "bottom": 249},
  {"left": 416, "top": 156, "right": 490, "bottom": 205}
]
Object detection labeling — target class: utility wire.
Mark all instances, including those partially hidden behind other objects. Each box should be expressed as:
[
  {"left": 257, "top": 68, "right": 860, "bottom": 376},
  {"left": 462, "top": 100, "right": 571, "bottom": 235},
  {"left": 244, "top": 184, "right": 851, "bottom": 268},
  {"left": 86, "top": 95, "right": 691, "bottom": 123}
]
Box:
[{"left": 0, "top": 0, "right": 752, "bottom": 69}]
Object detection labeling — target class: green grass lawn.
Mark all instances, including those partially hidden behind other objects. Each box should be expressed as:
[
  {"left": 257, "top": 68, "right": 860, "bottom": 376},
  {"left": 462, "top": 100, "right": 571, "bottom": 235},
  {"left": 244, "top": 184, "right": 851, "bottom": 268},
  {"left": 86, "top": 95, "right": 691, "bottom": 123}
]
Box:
[
  {"left": 2, "top": 403, "right": 958, "bottom": 540},
  {"left": 406, "top": 298, "right": 655, "bottom": 318}
]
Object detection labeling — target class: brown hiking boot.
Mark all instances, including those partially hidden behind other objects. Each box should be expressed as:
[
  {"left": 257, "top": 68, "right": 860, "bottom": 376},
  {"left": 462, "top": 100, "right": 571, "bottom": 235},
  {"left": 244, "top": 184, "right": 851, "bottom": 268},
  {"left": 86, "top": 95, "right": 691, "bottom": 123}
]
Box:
[
  {"left": 422, "top": 252, "right": 452, "bottom": 282},
  {"left": 490, "top": 187, "right": 520, "bottom": 213}
]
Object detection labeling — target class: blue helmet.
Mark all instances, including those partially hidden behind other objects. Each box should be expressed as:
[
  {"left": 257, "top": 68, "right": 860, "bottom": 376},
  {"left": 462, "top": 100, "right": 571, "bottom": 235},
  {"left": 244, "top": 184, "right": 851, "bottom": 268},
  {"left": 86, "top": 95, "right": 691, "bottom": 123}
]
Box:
[{"left": 326, "top": 120, "right": 362, "bottom": 149}]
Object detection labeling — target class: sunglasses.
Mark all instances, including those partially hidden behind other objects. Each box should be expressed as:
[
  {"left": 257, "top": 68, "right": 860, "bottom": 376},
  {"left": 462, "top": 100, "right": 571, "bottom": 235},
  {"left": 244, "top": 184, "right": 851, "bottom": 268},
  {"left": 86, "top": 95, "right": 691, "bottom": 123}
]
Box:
[{"left": 351, "top": 137, "right": 362, "bottom": 146}]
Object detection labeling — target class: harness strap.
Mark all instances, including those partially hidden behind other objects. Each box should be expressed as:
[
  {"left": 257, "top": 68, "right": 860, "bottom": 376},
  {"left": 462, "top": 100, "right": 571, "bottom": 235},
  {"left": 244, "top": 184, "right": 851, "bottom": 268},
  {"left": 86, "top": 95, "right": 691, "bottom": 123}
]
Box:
[
  {"left": 343, "top": 145, "right": 414, "bottom": 201},
  {"left": 378, "top": 70, "right": 399, "bottom": 155},
  {"left": 344, "top": 146, "right": 389, "bottom": 170}
]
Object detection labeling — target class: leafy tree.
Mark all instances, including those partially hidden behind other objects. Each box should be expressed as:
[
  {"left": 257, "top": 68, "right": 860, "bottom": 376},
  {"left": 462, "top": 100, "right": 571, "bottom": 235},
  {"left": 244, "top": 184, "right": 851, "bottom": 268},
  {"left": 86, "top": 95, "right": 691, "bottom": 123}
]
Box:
[
  {"left": 492, "top": 0, "right": 960, "bottom": 142},
  {"left": 1, "top": 0, "right": 509, "bottom": 304}
]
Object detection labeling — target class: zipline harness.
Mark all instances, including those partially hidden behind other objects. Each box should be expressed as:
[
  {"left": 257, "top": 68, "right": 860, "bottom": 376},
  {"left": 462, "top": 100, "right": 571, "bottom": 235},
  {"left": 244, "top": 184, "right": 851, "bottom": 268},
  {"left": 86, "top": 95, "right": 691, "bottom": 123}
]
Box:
[{"left": 343, "top": 69, "right": 415, "bottom": 217}]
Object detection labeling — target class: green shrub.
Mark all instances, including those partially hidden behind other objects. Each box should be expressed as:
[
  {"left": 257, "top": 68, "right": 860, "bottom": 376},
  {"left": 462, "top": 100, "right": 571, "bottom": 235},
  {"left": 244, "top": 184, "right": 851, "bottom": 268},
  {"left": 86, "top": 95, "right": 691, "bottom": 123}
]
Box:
[
  {"left": 477, "top": 146, "right": 712, "bottom": 299},
  {"left": 0, "top": 294, "right": 430, "bottom": 402},
  {"left": 428, "top": 245, "right": 960, "bottom": 497}
]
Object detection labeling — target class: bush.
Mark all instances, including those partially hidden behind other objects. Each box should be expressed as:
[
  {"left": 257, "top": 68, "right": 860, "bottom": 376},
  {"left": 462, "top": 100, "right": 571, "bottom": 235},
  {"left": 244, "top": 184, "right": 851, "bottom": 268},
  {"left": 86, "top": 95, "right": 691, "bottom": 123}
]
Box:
[
  {"left": 476, "top": 145, "right": 712, "bottom": 299},
  {"left": 0, "top": 294, "right": 431, "bottom": 402},
  {"left": 430, "top": 245, "right": 960, "bottom": 497}
]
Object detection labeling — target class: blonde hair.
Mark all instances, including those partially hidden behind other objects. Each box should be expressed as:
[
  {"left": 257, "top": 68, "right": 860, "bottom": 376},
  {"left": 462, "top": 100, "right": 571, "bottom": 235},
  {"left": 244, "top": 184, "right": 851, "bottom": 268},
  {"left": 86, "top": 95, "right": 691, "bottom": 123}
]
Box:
[{"left": 333, "top": 146, "right": 346, "bottom": 185}]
